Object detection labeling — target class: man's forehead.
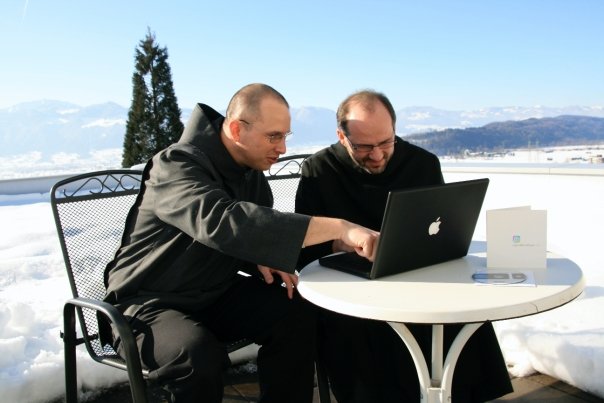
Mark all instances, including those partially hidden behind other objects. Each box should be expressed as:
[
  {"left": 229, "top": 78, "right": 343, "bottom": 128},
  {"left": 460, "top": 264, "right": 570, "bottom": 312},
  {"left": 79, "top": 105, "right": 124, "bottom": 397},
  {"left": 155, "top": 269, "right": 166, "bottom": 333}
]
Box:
[
  {"left": 346, "top": 105, "right": 392, "bottom": 133},
  {"left": 258, "top": 97, "right": 290, "bottom": 120}
]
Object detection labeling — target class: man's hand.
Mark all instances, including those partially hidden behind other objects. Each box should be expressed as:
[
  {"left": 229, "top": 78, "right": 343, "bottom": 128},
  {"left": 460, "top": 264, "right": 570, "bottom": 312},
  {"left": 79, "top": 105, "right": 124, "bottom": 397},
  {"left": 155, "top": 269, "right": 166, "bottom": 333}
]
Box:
[
  {"left": 341, "top": 223, "right": 380, "bottom": 261},
  {"left": 304, "top": 216, "right": 379, "bottom": 261},
  {"left": 257, "top": 265, "right": 298, "bottom": 299},
  {"left": 332, "top": 238, "right": 355, "bottom": 254}
]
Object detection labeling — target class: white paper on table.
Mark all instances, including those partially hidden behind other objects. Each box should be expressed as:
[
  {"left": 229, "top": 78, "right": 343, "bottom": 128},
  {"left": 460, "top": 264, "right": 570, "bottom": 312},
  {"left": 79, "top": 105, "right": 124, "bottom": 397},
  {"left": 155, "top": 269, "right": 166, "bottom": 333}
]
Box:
[{"left": 487, "top": 206, "right": 547, "bottom": 269}]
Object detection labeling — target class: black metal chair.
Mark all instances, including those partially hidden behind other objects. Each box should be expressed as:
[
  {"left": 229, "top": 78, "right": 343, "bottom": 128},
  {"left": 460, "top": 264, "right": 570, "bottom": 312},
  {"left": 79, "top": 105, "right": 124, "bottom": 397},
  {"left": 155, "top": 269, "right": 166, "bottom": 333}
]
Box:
[
  {"left": 52, "top": 169, "right": 149, "bottom": 403},
  {"left": 53, "top": 155, "right": 330, "bottom": 403}
]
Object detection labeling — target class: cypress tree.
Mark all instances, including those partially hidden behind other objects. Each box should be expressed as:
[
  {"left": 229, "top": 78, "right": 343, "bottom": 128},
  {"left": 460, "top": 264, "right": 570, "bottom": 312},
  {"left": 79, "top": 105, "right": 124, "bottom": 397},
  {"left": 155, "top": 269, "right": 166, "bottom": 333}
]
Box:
[{"left": 122, "top": 29, "right": 184, "bottom": 167}]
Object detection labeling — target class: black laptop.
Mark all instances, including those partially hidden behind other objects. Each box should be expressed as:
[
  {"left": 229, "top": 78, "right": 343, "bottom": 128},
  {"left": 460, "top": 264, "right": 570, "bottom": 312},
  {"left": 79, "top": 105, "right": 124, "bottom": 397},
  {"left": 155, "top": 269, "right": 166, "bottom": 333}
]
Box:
[{"left": 318, "top": 178, "right": 489, "bottom": 279}]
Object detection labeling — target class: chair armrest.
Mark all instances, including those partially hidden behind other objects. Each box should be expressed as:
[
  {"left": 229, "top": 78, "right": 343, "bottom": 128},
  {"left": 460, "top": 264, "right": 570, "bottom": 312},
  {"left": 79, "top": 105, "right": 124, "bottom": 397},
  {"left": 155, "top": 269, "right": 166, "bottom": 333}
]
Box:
[
  {"left": 64, "top": 297, "right": 144, "bottom": 376},
  {"left": 65, "top": 297, "right": 130, "bottom": 339}
]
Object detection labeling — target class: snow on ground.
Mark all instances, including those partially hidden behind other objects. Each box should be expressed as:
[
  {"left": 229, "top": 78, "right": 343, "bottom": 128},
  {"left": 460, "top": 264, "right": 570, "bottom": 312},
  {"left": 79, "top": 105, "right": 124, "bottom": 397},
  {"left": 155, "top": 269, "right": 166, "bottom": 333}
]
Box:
[{"left": 1, "top": 146, "right": 603, "bottom": 402}]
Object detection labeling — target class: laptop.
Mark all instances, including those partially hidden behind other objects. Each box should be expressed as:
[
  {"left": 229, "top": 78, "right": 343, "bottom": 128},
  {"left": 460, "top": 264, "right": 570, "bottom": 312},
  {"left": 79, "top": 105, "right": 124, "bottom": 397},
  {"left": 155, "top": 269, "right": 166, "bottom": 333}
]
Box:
[{"left": 318, "top": 178, "right": 489, "bottom": 279}]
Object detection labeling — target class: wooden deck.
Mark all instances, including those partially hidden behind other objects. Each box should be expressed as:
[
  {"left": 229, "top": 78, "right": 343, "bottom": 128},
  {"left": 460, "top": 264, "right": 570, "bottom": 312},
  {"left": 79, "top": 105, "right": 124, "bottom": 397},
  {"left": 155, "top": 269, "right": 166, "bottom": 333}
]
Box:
[{"left": 68, "top": 360, "right": 604, "bottom": 403}]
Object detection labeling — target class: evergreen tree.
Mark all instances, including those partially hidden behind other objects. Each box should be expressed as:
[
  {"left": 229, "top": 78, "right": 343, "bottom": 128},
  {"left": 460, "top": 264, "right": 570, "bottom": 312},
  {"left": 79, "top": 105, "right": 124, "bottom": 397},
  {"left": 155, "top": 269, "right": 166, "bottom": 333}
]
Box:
[{"left": 122, "top": 29, "right": 184, "bottom": 167}]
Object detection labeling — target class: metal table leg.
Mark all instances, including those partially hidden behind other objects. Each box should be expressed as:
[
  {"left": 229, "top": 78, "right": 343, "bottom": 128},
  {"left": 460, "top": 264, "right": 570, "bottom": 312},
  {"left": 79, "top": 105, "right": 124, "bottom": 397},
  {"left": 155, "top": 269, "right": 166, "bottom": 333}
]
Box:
[{"left": 388, "top": 322, "right": 482, "bottom": 403}]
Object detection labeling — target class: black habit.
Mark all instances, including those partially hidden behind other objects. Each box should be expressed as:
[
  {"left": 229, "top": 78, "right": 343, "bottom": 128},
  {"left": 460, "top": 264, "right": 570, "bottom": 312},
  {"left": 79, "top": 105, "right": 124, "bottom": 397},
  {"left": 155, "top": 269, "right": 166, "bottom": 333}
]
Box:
[{"left": 295, "top": 139, "right": 513, "bottom": 402}]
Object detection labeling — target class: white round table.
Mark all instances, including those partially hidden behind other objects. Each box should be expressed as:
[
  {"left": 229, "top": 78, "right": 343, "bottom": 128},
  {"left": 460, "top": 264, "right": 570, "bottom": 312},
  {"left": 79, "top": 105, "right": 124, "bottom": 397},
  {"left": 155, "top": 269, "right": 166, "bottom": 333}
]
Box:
[{"left": 297, "top": 242, "right": 585, "bottom": 403}]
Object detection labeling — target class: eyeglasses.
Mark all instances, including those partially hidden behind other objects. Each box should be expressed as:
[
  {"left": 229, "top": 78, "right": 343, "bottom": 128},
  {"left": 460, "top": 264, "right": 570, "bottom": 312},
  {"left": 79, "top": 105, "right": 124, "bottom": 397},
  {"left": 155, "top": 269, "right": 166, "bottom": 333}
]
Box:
[
  {"left": 239, "top": 119, "right": 293, "bottom": 144},
  {"left": 342, "top": 132, "right": 397, "bottom": 153}
]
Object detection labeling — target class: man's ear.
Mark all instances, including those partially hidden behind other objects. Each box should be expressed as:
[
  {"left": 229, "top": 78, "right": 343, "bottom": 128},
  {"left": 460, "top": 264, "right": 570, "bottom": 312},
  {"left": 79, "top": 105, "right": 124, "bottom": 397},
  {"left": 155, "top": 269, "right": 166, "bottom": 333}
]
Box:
[
  {"left": 336, "top": 129, "right": 346, "bottom": 144},
  {"left": 229, "top": 119, "right": 241, "bottom": 142}
]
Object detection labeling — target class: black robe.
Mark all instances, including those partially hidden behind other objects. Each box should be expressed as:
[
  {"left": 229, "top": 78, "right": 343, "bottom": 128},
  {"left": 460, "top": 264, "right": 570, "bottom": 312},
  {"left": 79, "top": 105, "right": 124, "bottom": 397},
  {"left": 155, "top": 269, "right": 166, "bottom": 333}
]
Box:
[
  {"left": 105, "top": 103, "right": 310, "bottom": 318},
  {"left": 296, "top": 138, "right": 444, "bottom": 268},
  {"left": 295, "top": 140, "right": 513, "bottom": 402}
]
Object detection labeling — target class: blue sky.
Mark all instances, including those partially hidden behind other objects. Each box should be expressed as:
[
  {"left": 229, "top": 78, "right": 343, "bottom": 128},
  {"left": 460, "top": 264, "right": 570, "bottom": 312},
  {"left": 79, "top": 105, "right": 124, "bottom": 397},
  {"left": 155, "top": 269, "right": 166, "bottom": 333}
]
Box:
[{"left": 1, "top": 0, "right": 603, "bottom": 111}]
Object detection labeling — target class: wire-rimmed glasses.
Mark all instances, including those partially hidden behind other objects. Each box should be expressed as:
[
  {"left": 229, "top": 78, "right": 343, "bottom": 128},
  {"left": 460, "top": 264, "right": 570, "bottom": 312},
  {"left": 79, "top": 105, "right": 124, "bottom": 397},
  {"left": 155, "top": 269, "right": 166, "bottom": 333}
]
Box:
[
  {"left": 342, "top": 131, "right": 397, "bottom": 153},
  {"left": 239, "top": 119, "right": 293, "bottom": 144}
]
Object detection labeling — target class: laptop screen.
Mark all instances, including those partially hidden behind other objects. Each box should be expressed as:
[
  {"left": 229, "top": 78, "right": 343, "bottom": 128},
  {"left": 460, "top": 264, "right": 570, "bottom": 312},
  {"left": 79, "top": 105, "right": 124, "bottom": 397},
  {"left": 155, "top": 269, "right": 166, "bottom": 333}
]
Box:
[{"left": 319, "top": 178, "right": 489, "bottom": 279}]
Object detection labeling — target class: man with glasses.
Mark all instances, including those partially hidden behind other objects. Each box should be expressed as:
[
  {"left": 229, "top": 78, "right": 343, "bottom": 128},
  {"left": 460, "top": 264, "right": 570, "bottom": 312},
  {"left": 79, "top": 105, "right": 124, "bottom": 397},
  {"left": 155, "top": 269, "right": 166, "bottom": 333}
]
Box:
[
  {"left": 295, "top": 90, "right": 513, "bottom": 402},
  {"left": 104, "top": 83, "right": 379, "bottom": 403}
]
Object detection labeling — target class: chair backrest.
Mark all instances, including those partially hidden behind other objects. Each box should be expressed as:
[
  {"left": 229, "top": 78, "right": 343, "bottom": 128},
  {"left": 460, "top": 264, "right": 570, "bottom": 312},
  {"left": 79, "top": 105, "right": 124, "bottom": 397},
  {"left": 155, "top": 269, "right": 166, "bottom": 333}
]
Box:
[
  {"left": 51, "top": 169, "right": 143, "bottom": 357},
  {"left": 265, "top": 154, "right": 310, "bottom": 211}
]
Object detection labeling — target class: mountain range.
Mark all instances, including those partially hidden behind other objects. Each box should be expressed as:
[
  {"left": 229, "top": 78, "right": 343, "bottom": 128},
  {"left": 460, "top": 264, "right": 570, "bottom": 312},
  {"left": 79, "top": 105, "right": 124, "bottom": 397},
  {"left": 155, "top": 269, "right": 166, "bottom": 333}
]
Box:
[
  {"left": 1, "top": 100, "right": 603, "bottom": 158},
  {"left": 407, "top": 115, "right": 604, "bottom": 156}
]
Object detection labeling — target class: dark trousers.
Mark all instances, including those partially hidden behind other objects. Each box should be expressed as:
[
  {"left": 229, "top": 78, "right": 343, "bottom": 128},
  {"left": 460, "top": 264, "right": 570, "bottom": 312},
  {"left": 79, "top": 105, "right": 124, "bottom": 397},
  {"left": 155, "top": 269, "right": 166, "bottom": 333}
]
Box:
[
  {"left": 319, "top": 310, "right": 513, "bottom": 403},
  {"left": 115, "top": 276, "right": 317, "bottom": 403}
]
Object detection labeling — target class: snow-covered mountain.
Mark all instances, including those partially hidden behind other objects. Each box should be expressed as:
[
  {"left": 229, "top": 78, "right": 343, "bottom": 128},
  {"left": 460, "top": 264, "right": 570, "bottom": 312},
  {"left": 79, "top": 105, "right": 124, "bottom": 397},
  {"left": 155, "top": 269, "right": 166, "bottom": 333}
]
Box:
[
  {"left": 0, "top": 100, "right": 126, "bottom": 156},
  {"left": 395, "top": 105, "right": 604, "bottom": 134},
  {"left": 1, "top": 100, "right": 603, "bottom": 158}
]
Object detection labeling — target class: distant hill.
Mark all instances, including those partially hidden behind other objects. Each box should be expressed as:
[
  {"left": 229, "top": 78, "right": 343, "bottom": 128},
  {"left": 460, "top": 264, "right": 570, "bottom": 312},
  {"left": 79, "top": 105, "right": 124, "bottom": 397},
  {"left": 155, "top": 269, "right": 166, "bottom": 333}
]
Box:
[
  {"left": 0, "top": 101, "right": 334, "bottom": 157},
  {"left": 1, "top": 100, "right": 603, "bottom": 158},
  {"left": 405, "top": 115, "right": 604, "bottom": 156},
  {"left": 0, "top": 100, "right": 127, "bottom": 157}
]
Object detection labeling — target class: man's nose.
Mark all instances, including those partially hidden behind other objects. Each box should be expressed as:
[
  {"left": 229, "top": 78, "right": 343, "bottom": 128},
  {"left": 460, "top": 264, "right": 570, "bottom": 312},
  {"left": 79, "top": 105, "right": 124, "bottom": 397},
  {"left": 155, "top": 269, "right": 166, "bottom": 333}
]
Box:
[
  {"left": 275, "top": 140, "right": 287, "bottom": 154},
  {"left": 368, "top": 146, "right": 383, "bottom": 160}
]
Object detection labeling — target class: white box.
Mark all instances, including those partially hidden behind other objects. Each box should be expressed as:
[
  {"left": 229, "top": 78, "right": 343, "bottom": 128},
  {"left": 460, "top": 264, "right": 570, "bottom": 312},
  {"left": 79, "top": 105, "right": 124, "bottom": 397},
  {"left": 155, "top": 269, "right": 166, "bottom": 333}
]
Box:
[{"left": 487, "top": 206, "right": 547, "bottom": 269}]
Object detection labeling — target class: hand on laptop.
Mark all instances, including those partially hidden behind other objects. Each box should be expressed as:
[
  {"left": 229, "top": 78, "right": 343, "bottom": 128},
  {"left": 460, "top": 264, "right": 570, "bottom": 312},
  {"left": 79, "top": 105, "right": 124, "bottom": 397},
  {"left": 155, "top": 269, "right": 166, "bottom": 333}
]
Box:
[
  {"left": 332, "top": 236, "right": 380, "bottom": 260},
  {"left": 332, "top": 239, "right": 355, "bottom": 254},
  {"left": 339, "top": 223, "right": 380, "bottom": 262}
]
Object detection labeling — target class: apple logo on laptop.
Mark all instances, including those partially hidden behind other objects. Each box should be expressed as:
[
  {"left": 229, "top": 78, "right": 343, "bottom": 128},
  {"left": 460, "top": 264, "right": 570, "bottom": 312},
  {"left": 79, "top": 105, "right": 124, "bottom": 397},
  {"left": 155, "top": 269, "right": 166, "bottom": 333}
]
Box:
[{"left": 428, "top": 217, "right": 441, "bottom": 235}]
